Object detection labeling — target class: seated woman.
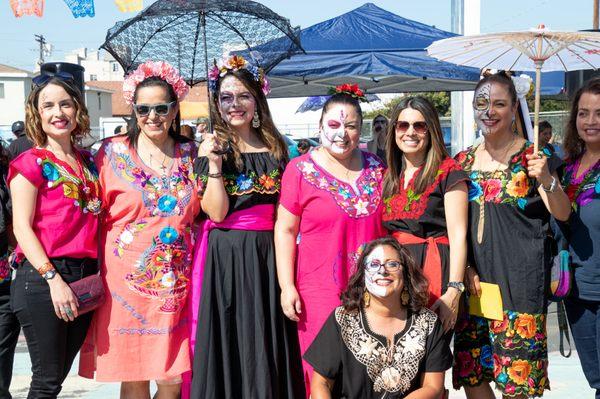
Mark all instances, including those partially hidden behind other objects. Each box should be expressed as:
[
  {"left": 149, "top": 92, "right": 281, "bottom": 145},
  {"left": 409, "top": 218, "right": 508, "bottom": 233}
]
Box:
[{"left": 304, "top": 237, "right": 452, "bottom": 399}]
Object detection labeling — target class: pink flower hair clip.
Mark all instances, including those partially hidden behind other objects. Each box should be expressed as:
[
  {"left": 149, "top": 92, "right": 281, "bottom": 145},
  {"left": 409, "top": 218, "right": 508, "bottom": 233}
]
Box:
[
  {"left": 208, "top": 54, "right": 271, "bottom": 96},
  {"left": 123, "top": 61, "right": 190, "bottom": 105}
]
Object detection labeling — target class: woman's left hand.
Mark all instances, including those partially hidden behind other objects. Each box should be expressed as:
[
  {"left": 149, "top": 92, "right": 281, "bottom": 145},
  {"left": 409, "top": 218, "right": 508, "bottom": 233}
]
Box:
[
  {"left": 431, "top": 289, "right": 460, "bottom": 332},
  {"left": 526, "top": 152, "right": 553, "bottom": 187}
]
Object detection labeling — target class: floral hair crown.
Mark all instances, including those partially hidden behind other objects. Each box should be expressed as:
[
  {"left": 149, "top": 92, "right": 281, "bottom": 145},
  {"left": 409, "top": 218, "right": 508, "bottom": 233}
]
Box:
[
  {"left": 208, "top": 54, "right": 271, "bottom": 96},
  {"left": 123, "top": 61, "right": 190, "bottom": 105},
  {"left": 329, "top": 83, "right": 367, "bottom": 102}
]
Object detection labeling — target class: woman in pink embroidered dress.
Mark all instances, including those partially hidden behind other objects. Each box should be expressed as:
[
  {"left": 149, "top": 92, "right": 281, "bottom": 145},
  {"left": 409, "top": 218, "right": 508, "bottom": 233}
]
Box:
[
  {"left": 275, "top": 85, "right": 385, "bottom": 394},
  {"left": 79, "top": 62, "right": 200, "bottom": 399}
]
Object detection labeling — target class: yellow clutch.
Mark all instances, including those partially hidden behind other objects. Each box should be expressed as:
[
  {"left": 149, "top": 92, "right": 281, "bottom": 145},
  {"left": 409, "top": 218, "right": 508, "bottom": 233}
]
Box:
[{"left": 468, "top": 282, "right": 503, "bottom": 321}]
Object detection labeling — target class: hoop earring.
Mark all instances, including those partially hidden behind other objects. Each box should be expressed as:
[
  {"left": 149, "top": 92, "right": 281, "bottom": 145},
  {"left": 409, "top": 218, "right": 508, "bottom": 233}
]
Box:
[
  {"left": 252, "top": 111, "right": 260, "bottom": 128},
  {"left": 363, "top": 290, "right": 370, "bottom": 307},
  {"left": 401, "top": 289, "right": 409, "bottom": 306}
]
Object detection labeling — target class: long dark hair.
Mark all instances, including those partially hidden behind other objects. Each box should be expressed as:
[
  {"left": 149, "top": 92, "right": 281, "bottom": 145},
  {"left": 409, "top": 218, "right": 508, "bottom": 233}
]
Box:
[
  {"left": 211, "top": 69, "right": 288, "bottom": 170},
  {"left": 341, "top": 237, "right": 429, "bottom": 313},
  {"left": 564, "top": 78, "right": 600, "bottom": 161},
  {"left": 126, "top": 76, "right": 185, "bottom": 147},
  {"left": 383, "top": 96, "right": 449, "bottom": 198}
]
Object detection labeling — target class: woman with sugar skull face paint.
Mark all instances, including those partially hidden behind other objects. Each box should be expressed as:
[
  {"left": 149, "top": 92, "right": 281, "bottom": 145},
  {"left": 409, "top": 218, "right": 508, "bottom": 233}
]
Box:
[
  {"left": 453, "top": 72, "right": 571, "bottom": 399},
  {"left": 189, "top": 54, "right": 304, "bottom": 399},
  {"left": 304, "top": 237, "right": 452, "bottom": 398},
  {"left": 275, "top": 85, "right": 386, "bottom": 395}
]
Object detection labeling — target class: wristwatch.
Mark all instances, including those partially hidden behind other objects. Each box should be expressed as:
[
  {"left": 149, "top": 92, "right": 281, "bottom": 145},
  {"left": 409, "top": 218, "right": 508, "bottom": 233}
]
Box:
[
  {"left": 42, "top": 269, "right": 57, "bottom": 280},
  {"left": 541, "top": 176, "right": 557, "bottom": 193},
  {"left": 447, "top": 281, "right": 465, "bottom": 293}
]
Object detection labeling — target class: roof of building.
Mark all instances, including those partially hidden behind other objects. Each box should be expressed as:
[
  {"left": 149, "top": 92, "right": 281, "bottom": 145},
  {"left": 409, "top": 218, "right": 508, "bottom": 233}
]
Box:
[
  {"left": 0, "top": 64, "right": 32, "bottom": 77},
  {"left": 85, "top": 80, "right": 208, "bottom": 117}
]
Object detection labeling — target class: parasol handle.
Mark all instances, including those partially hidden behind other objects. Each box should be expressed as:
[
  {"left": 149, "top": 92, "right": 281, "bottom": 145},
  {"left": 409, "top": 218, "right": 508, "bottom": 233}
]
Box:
[
  {"left": 533, "top": 32, "right": 544, "bottom": 154},
  {"left": 533, "top": 62, "right": 542, "bottom": 154}
]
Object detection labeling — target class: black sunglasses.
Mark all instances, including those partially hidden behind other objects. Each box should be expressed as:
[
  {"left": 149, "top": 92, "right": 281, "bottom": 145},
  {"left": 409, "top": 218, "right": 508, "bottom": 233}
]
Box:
[
  {"left": 133, "top": 102, "right": 176, "bottom": 117},
  {"left": 32, "top": 71, "right": 74, "bottom": 87},
  {"left": 395, "top": 121, "right": 428, "bottom": 134}
]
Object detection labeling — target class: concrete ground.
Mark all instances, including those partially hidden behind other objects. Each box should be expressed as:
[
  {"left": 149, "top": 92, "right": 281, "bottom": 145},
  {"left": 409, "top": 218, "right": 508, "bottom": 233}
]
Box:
[{"left": 9, "top": 303, "right": 595, "bottom": 398}]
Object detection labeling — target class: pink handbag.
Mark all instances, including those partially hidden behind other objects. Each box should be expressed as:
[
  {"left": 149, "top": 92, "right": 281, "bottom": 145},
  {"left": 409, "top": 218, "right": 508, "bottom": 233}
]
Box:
[{"left": 69, "top": 273, "right": 105, "bottom": 315}]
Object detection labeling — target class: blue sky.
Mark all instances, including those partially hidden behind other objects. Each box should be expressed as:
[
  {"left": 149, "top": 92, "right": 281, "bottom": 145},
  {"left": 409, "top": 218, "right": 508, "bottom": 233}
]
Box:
[{"left": 0, "top": 0, "right": 593, "bottom": 71}]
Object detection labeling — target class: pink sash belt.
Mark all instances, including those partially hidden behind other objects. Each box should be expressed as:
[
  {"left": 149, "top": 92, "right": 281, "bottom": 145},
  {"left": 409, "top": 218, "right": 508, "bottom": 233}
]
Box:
[{"left": 182, "top": 204, "right": 275, "bottom": 397}]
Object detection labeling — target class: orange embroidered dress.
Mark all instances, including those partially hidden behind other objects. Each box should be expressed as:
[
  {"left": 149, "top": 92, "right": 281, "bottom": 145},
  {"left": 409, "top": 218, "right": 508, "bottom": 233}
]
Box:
[{"left": 79, "top": 136, "right": 200, "bottom": 381}]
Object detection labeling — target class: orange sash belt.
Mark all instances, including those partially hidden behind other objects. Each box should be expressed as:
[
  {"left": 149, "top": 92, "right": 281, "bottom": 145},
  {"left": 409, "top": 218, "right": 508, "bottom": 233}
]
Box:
[{"left": 391, "top": 231, "right": 449, "bottom": 307}]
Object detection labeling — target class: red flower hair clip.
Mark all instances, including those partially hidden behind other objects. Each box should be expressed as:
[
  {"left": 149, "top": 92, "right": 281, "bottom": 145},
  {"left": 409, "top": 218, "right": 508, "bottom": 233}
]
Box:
[{"left": 329, "top": 83, "right": 367, "bottom": 102}]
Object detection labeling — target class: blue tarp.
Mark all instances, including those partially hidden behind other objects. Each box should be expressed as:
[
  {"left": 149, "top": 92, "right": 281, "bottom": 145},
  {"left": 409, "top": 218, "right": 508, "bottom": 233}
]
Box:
[{"left": 266, "top": 3, "right": 481, "bottom": 98}]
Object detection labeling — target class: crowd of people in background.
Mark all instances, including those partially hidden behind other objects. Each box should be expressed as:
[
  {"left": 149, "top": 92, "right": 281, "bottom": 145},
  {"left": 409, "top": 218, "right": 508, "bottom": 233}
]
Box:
[{"left": 0, "top": 53, "right": 597, "bottom": 399}]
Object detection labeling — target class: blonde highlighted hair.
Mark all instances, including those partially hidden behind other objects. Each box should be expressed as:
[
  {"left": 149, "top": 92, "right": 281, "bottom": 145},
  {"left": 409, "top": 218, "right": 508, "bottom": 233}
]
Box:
[{"left": 25, "top": 78, "right": 90, "bottom": 146}]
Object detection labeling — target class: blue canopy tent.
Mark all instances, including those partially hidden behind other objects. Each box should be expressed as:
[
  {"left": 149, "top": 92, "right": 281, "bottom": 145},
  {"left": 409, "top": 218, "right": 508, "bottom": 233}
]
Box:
[{"left": 264, "top": 3, "right": 481, "bottom": 98}]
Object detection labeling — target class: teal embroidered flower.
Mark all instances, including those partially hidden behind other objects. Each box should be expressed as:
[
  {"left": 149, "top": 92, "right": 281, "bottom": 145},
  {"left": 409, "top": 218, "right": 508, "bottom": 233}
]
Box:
[
  {"left": 159, "top": 226, "right": 179, "bottom": 244},
  {"left": 236, "top": 174, "right": 253, "bottom": 191},
  {"left": 517, "top": 198, "right": 527, "bottom": 210},
  {"left": 157, "top": 194, "right": 177, "bottom": 213},
  {"left": 42, "top": 162, "right": 60, "bottom": 181},
  {"left": 467, "top": 180, "right": 483, "bottom": 201}
]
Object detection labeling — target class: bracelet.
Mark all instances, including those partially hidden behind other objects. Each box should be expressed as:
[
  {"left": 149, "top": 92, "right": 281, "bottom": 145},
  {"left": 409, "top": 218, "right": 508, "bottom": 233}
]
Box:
[
  {"left": 541, "top": 176, "right": 557, "bottom": 193},
  {"left": 37, "top": 261, "right": 55, "bottom": 276},
  {"left": 207, "top": 172, "right": 222, "bottom": 178}
]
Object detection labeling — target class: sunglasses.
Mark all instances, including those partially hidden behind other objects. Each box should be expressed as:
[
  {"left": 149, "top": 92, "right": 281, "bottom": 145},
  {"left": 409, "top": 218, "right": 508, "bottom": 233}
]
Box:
[
  {"left": 365, "top": 259, "right": 402, "bottom": 273},
  {"left": 395, "top": 121, "right": 428, "bottom": 134},
  {"left": 133, "top": 102, "right": 176, "bottom": 117},
  {"left": 32, "top": 71, "right": 74, "bottom": 87}
]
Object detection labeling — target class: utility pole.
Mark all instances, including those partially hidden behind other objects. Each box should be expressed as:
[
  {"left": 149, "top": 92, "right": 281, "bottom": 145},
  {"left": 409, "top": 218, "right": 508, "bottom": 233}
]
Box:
[
  {"left": 594, "top": 0, "right": 599, "bottom": 29},
  {"left": 35, "top": 34, "right": 46, "bottom": 67}
]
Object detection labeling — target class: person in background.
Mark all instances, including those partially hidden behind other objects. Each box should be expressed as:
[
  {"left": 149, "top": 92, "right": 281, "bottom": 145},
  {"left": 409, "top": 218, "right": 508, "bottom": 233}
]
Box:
[
  {"left": 0, "top": 141, "right": 18, "bottom": 399},
  {"left": 555, "top": 78, "right": 600, "bottom": 399},
  {"left": 305, "top": 237, "right": 452, "bottom": 399},
  {"left": 453, "top": 72, "right": 571, "bottom": 399},
  {"left": 9, "top": 72, "right": 101, "bottom": 398},
  {"left": 297, "top": 139, "right": 311, "bottom": 155},
  {"left": 180, "top": 124, "right": 195, "bottom": 140},
  {"left": 7, "top": 120, "right": 32, "bottom": 160},
  {"left": 190, "top": 54, "right": 304, "bottom": 399},
  {"left": 275, "top": 84, "right": 385, "bottom": 394},
  {"left": 367, "top": 114, "right": 388, "bottom": 163},
  {"left": 539, "top": 120, "right": 555, "bottom": 153}
]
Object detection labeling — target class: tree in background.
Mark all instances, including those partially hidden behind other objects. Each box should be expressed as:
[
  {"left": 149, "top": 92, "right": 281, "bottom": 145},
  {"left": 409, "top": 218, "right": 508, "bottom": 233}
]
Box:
[{"left": 364, "top": 92, "right": 451, "bottom": 120}]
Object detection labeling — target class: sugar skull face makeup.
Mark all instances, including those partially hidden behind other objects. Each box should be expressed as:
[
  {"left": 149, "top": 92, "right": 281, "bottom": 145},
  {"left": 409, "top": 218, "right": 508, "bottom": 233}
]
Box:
[
  {"left": 363, "top": 245, "right": 403, "bottom": 299},
  {"left": 474, "top": 83, "right": 492, "bottom": 136},
  {"left": 321, "top": 109, "right": 348, "bottom": 154}
]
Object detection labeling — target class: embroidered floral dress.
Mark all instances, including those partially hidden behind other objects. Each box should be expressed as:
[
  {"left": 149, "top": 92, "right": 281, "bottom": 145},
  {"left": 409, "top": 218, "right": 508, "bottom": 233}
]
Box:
[
  {"left": 191, "top": 152, "right": 305, "bottom": 399},
  {"left": 79, "top": 136, "right": 200, "bottom": 382},
  {"left": 452, "top": 142, "right": 561, "bottom": 397},
  {"left": 304, "top": 307, "right": 452, "bottom": 398},
  {"left": 559, "top": 156, "right": 600, "bottom": 300},
  {"left": 383, "top": 157, "right": 468, "bottom": 306},
  {"left": 279, "top": 151, "right": 385, "bottom": 387}
]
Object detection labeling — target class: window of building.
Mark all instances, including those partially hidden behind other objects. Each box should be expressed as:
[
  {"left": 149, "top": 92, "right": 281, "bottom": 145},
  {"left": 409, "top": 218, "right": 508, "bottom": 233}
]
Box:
[
  {"left": 97, "top": 92, "right": 102, "bottom": 110},
  {"left": 0, "top": 83, "right": 4, "bottom": 99},
  {"left": 112, "top": 63, "right": 119, "bottom": 72},
  {"left": 90, "top": 74, "right": 97, "bottom": 81}
]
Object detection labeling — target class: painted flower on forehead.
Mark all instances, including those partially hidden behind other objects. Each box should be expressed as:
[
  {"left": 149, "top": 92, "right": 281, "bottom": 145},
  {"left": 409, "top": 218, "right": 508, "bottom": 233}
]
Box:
[{"left": 122, "top": 61, "right": 189, "bottom": 105}]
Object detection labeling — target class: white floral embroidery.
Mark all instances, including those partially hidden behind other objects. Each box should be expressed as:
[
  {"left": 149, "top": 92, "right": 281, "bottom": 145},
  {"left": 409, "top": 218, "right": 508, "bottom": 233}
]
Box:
[{"left": 335, "top": 307, "right": 437, "bottom": 395}]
